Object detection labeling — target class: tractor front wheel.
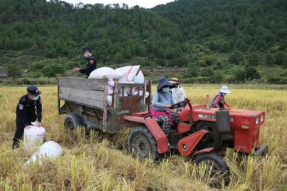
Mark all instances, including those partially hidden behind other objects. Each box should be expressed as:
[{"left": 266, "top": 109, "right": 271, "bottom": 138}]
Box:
[
  {"left": 194, "top": 153, "right": 230, "bottom": 188},
  {"left": 128, "top": 126, "right": 160, "bottom": 161}
]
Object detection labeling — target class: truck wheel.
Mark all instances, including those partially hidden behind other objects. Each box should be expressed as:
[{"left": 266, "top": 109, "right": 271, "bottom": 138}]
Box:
[
  {"left": 64, "top": 113, "right": 84, "bottom": 139},
  {"left": 128, "top": 126, "right": 160, "bottom": 161},
  {"left": 194, "top": 153, "right": 230, "bottom": 188},
  {"left": 194, "top": 121, "right": 222, "bottom": 150}
]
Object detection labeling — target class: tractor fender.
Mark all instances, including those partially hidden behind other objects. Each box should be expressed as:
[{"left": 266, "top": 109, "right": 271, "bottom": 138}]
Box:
[
  {"left": 144, "top": 118, "right": 169, "bottom": 154},
  {"left": 177, "top": 130, "right": 209, "bottom": 156},
  {"left": 124, "top": 116, "right": 169, "bottom": 154},
  {"left": 192, "top": 147, "right": 214, "bottom": 159}
]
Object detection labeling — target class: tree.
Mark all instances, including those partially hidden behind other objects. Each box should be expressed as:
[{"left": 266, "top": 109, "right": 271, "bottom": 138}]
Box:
[
  {"left": 248, "top": 53, "right": 260, "bottom": 66},
  {"left": 155, "top": 58, "right": 165, "bottom": 67},
  {"left": 201, "top": 67, "right": 214, "bottom": 77},
  {"left": 234, "top": 68, "right": 246, "bottom": 82},
  {"left": 41, "top": 63, "right": 65, "bottom": 77},
  {"left": 115, "top": 52, "right": 123, "bottom": 63},
  {"left": 274, "top": 52, "right": 284, "bottom": 65},
  {"left": 169, "top": 57, "right": 188, "bottom": 67},
  {"left": 213, "top": 71, "right": 223, "bottom": 82},
  {"left": 245, "top": 66, "right": 260, "bottom": 80},
  {"left": 220, "top": 41, "right": 230, "bottom": 53},
  {"left": 7, "top": 65, "right": 22, "bottom": 78},
  {"left": 186, "top": 66, "right": 200, "bottom": 77},
  {"left": 283, "top": 53, "right": 287, "bottom": 68},
  {"left": 209, "top": 42, "right": 216, "bottom": 51},
  {"left": 228, "top": 53, "right": 239, "bottom": 64},
  {"left": 198, "top": 60, "right": 206, "bottom": 67},
  {"left": 265, "top": 53, "right": 274, "bottom": 66}
]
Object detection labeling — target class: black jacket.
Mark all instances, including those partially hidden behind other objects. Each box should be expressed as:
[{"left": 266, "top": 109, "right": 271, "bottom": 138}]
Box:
[
  {"left": 80, "top": 55, "right": 97, "bottom": 78},
  {"left": 16, "top": 94, "right": 42, "bottom": 126}
]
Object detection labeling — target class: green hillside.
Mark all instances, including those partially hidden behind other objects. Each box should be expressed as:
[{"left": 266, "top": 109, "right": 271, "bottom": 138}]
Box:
[{"left": 0, "top": 0, "right": 287, "bottom": 83}]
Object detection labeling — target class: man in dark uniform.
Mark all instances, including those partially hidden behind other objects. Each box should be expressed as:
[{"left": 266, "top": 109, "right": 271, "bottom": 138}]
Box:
[
  {"left": 73, "top": 47, "right": 97, "bottom": 78},
  {"left": 12, "top": 86, "right": 42, "bottom": 149}
]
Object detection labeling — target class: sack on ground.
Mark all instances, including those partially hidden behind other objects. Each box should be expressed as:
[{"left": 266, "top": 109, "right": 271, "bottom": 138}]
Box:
[{"left": 24, "top": 141, "right": 62, "bottom": 166}]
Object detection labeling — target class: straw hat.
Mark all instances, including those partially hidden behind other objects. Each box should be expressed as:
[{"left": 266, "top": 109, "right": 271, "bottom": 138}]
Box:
[{"left": 169, "top": 77, "right": 179, "bottom": 84}]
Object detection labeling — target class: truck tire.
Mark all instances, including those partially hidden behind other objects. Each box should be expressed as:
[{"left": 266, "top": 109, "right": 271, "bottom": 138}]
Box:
[
  {"left": 194, "top": 121, "right": 223, "bottom": 150},
  {"left": 128, "top": 126, "right": 160, "bottom": 161},
  {"left": 194, "top": 153, "right": 230, "bottom": 187},
  {"left": 64, "top": 113, "right": 84, "bottom": 139}
]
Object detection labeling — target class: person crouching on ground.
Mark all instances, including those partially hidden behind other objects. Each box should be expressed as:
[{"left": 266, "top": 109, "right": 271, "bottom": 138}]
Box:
[
  {"left": 209, "top": 86, "right": 231, "bottom": 108},
  {"left": 150, "top": 77, "right": 180, "bottom": 133},
  {"left": 12, "top": 86, "right": 42, "bottom": 149}
]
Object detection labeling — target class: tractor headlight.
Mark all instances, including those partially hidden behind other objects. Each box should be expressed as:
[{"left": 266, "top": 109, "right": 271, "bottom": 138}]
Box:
[
  {"left": 256, "top": 117, "right": 259, "bottom": 125},
  {"left": 261, "top": 115, "right": 264, "bottom": 122}
]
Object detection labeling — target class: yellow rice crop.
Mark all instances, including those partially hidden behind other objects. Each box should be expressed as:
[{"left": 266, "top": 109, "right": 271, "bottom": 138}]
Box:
[{"left": 0, "top": 86, "right": 286, "bottom": 191}]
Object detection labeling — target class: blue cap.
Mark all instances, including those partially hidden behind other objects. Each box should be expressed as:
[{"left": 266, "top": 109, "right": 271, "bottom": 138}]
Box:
[{"left": 27, "top": 86, "right": 41, "bottom": 96}]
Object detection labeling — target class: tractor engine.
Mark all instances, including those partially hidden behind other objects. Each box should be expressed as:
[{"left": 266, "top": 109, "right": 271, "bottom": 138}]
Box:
[{"left": 178, "top": 105, "right": 266, "bottom": 154}]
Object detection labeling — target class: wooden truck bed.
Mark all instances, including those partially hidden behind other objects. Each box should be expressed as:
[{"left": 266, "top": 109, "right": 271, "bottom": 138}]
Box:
[{"left": 58, "top": 77, "right": 151, "bottom": 133}]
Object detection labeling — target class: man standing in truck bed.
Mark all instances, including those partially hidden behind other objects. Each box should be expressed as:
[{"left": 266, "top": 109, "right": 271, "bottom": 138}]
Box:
[{"left": 73, "top": 47, "right": 97, "bottom": 78}]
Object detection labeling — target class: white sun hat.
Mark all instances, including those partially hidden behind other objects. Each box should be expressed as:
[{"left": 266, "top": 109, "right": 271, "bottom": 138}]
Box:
[{"left": 220, "top": 86, "right": 231, "bottom": 94}]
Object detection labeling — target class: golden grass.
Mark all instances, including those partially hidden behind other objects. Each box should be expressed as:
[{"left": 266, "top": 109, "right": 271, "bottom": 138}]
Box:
[{"left": 0, "top": 86, "right": 287, "bottom": 190}]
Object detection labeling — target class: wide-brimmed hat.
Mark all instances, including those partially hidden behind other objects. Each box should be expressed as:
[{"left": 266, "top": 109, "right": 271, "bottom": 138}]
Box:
[
  {"left": 220, "top": 86, "right": 231, "bottom": 94},
  {"left": 157, "top": 77, "right": 175, "bottom": 91},
  {"left": 169, "top": 77, "right": 179, "bottom": 84}
]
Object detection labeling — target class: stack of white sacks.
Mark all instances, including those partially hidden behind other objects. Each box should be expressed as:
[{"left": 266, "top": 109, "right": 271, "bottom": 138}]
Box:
[
  {"left": 23, "top": 122, "right": 63, "bottom": 166},
  {"left": 88, "top": 65, "right": 149, "bottom": 106}
]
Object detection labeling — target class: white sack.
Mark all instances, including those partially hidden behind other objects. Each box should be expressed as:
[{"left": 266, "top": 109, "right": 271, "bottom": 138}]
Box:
[
  {"left": 88, "top": 67, "right": 122, "bottom": 79},
  {"left": 24, "top": 122, "right": 46, "bottom": 153},
  {"left": 134, "top": 70, "right": 145, "bottom": 84},
  {"left": 116, "top": 65, "right": 140, "bottom": 82},
  {"left": 25, "top": 141, "right": 62, "bottom": 166}
]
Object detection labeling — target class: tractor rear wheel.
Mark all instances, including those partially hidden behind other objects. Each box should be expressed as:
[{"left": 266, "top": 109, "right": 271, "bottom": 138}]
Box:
[
  {"left": 128, "top": 126, "right": 160, "bottom": 161},
  {"left": 194, "top": 121, "right": 222, "bottom": 150},
  {"left": 195, "top": 153, "right": 230, "bottom": 188},
  {"left": 64, "top": 113, "right": 84, "bottom": 139}
]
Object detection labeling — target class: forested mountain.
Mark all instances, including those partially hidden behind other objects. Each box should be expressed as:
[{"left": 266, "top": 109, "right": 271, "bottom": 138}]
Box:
[
  {"left": 154, "top": 0, "right": 287, "bottom": 58},
  {"left": 0, "top": 0, "right": 287, "bottom": 83}
]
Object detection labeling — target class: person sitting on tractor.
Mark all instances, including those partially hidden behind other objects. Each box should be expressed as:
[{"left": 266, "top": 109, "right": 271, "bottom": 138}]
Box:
[
  {"left": 209, "top": 86, "right": 231, "bottom": 109},
  {"left": 169, "top": 77, "right": 186, "bottom": 112},
  {"left": 150, "top": 77, "right": 180, "bottom": 133}
]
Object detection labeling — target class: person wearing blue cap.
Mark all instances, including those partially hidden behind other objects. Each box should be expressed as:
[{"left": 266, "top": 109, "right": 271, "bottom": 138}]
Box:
[
  {"left": 150, "top": 77, "right": 180, "bottom": 133},
  {"left": 12, "top": 86, "right": 42, "bottom": 149},
  {"left": 73, "top": 47, "right": 97, "bottom": 78},
  {"left": 209, "top": 86, "right": 231, "bottom": 108}
]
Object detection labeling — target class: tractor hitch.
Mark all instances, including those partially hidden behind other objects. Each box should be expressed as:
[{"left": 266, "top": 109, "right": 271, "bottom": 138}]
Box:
[{"left": 254, "top": 145, "right": 268, "bottom": 157}]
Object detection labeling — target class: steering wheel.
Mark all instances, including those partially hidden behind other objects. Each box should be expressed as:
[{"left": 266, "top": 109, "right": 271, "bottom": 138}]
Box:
[{"left": 170, "top": 100, "right": 187, "bottom": 109}]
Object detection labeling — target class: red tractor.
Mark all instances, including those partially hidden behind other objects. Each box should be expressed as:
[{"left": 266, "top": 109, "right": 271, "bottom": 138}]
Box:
[
  {"left": 124, "top": 97, "right": 268, "bottom": 186},
  {"left": 58, "top": 77, "right": 267, "bottom": 186}
]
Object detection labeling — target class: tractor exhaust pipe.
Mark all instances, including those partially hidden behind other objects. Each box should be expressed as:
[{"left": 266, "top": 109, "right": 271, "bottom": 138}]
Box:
[{"left": 204, "top": 95, "right": 210, "bottom": 107}]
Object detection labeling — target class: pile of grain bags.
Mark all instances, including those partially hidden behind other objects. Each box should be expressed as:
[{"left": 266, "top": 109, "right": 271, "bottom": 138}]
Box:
[
  {"left": 88, "top": 67, "right": 123, "bottom": 106},
  {"left": 88, "top": 66, "right": 149, "bottom": 106},
  {"left": 24, "top": 122, "right": 62, "bottom": 166}
]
